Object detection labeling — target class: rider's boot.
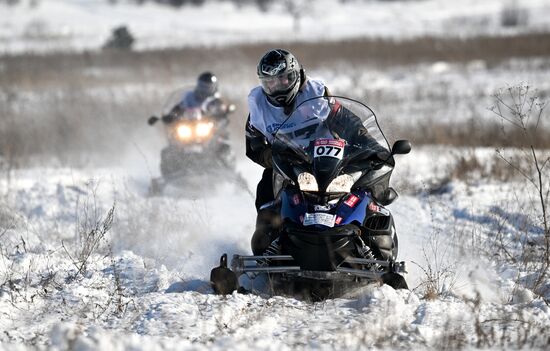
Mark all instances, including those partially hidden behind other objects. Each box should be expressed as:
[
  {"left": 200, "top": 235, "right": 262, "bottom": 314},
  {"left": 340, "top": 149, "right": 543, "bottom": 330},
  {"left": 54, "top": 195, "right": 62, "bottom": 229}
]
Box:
[
  {"left": 251, "top": 208, "right": 281, "bottom": 256},
  {"left": 249, "top": 209, "right": 281, "bottom": 277}
]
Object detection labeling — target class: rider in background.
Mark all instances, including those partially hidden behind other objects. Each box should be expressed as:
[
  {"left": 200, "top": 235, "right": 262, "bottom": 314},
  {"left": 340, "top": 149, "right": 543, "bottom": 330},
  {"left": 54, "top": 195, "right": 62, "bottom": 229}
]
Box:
[
  {"left": 146, "top": 71, "right": 236, "bottom": 183},
  {"left": 168, "top": 71, "right": 231, "bottom": 121}
]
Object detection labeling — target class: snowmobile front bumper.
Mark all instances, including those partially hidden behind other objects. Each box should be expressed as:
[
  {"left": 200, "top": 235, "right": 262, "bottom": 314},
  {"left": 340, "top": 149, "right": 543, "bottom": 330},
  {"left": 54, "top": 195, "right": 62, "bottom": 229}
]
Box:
[
  {"left": 210, "top": 253, "right": 408, "bottom": 295},
  {"left": 230, "top": 254, "right": 406, "bottom": 281}
]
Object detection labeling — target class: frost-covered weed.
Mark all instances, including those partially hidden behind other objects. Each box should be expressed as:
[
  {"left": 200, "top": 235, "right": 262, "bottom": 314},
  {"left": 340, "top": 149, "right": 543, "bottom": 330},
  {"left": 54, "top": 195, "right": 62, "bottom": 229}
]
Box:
[
  {"left": 412, "top": 192, "right": 458, "bottom": 300},
  {"left": 488, "top": 84, "right": 550, "bottom": 301}
]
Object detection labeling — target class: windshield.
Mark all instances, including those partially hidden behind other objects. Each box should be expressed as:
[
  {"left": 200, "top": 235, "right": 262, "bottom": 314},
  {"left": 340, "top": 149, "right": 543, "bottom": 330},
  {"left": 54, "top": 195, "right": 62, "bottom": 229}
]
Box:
[
  {"left": 161, "top": 86, "right": 194, "bottom": 116},
  {"left": 161, "top": 86, "right": 224, "bottom": 122},
  {"left": 273, "top": 96, "right": 390, "bottom": 157}
]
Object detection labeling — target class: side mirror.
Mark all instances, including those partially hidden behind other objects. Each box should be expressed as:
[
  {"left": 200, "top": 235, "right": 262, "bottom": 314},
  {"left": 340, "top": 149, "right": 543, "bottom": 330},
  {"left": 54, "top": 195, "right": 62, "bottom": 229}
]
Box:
[
  {"left": 148, "top": 116, "right": 159, "bottom": 126},
  {"left": 391, "top": 140, "right": 411, "bottom": 155}
]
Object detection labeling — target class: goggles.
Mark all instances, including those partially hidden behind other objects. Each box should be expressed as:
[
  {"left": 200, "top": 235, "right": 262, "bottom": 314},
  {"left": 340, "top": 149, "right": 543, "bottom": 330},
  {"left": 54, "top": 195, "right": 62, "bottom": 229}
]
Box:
[{"left": 260, "top": 70, "right": 298, "bottom": 95}]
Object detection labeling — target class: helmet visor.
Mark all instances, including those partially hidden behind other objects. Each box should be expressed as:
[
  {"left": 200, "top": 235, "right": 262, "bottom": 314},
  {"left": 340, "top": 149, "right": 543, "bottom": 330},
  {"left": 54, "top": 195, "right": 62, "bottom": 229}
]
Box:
[
  {"left": 195, "top": 80, "right": 217, "bottom": 98},
  {"left": 260, "top": 70, "right": 298, "bottom": 96}
]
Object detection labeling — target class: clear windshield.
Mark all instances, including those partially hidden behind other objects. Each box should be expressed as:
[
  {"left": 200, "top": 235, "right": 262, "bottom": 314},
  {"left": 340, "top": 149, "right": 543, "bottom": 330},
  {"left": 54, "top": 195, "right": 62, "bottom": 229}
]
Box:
[
  {"left": 161, "top": 86, "right": 194, "bottom": 116},
  {"left": 273, "top": 96, "right": 390, "bottom": 157},
  {"left": 161, "top": 86, "right": 224, "bottom": 121}
]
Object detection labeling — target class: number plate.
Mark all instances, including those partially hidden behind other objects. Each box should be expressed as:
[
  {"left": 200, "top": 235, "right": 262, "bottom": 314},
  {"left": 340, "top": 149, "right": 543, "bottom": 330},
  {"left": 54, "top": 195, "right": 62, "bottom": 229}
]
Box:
[
  {"left": 314, "top": 139, "right": 345, "bottom": 159},
  {"left": 187, "top": 145, "right": 204, "bottom": 153},
  {"left": 303, "top": 212, "right": 336, "bottom": 227}
]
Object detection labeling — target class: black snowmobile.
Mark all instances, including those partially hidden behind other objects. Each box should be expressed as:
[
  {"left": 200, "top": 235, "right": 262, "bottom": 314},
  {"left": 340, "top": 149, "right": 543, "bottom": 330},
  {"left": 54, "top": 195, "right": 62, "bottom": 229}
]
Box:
[
  {"left": 147, "top": 87, "right": 236, "bottom": 195},
  {"left": 211, "top": 96, "right": 411, "bottom": 300}
]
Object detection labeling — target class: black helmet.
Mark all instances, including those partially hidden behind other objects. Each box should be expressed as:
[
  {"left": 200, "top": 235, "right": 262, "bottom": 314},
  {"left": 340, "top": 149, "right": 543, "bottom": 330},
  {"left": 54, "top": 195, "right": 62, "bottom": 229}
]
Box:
[
  {"left": 257, "top": 49, "right": 303, "bottom": 107},
  {"left": 195, "top": 71, "right": 218, "bottom": 101}
]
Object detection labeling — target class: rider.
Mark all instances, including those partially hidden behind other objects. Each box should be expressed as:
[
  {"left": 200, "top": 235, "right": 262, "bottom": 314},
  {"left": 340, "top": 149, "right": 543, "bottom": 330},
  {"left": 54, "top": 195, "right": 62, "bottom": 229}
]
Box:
[
  {"left": 168, "top": 71, "right": 230, "bottom": 121},
  {"left": 147, "top": 71, "right": 234, "bottom": 180},
  {"left": 245, "top": 49, "right": 329, "bottom": 255},
  {"left": 246, "top": 49, "right": 395, "bottom": 257}
]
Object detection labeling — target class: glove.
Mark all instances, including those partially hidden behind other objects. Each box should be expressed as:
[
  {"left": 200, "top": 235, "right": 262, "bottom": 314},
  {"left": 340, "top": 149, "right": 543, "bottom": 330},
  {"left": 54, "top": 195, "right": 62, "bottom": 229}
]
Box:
[
  {"left": 260, "top": 148, "right": 273, "bottom": 168},
  {"left": 375, "top": 151, "right": 391, "bottom": 162},
  {"left": 161, "top": 114, "right": 176, "bottom": 123}
]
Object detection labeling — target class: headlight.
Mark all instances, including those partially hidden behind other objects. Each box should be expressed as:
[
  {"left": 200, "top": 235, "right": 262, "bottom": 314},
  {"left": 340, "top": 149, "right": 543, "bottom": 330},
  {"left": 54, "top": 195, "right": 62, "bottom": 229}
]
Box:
[
  {"left": 297, "top": 172, "right": 318, "bottom": 192},
  {"left": 326, "top": 172, "right": 362, "bottom": 193},
  {"left": 176, "top": 124, "right": 192, "bottom": 139},
  {"left": 195, "top": 122, "right": 213, "bottom": 137}
]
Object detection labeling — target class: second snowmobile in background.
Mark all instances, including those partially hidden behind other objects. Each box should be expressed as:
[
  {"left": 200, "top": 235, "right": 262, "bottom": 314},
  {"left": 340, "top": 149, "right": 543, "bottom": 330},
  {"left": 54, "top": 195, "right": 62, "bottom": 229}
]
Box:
[{"left": 147, "top": 87, "right": 236, "bottom": 195}]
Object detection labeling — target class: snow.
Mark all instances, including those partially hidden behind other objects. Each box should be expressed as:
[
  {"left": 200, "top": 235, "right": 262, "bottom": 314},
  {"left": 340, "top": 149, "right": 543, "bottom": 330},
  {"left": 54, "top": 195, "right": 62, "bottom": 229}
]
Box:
[
  {"left": 2, "top": 1, "right": 550, "bottom": 349},
  {"left": 1, "top": 147, "right": 550, "bottom": 349},
  {"left": 1, "top": 0, "right": 550, "bottom": 54},
  {"left": 2, "top": 66, "right": 550, "bottom": 349}
]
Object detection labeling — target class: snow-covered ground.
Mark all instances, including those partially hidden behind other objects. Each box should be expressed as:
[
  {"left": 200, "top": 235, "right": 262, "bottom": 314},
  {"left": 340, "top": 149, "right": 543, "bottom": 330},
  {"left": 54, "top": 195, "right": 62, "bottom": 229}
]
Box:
[
  {"left": 1, "top": 147, "right": 549, "bottom": 350},
  {"left": 2, "top": 1, "right": 550, "bottom": 348},
  {"left": 1, "top": 0, "right": 550, "bottom": 54}
]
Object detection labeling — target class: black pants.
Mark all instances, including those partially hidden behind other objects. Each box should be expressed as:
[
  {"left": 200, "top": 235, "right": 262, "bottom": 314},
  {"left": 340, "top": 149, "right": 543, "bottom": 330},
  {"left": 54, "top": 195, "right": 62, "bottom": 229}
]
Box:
[
  {"left": 251, "top": 168, "right": 278, "bottom": 255},
  {"left": 254, "top": 168, "right": 274, "bottom": 211}
]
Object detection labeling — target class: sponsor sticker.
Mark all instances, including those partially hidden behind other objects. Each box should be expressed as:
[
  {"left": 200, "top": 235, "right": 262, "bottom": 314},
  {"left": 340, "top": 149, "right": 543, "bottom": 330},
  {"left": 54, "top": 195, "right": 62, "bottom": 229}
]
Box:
[
  {"left": 344, "top": 194, "right": 360, "bottom": 207},
  {"left": 368, "top": 202, "right": 390, "bottom": 215},
  {"left": 368, "top": 202, "right": 380, "bottom": 212},
  {"left": 335, "top": 216, "right": 343, "bottom": 225},
  {"left": 314, "top": 139, "right": 345, "bottom": 147},
  {"left": 303, "top": 213, "right": 336, "bottom": 227},
  {"left": 314, "top": 204, "right": 331, "bottom": 211}
]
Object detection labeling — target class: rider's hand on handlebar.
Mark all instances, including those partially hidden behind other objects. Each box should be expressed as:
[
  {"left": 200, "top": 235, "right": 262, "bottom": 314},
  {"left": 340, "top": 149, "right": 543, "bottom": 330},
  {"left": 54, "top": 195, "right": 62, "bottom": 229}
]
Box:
[
  {"left": 374, "top": 151, "right": 392, "bottom": 162},
  {"left": 161, "top": 114, "right": 176, "bottom": 123}
]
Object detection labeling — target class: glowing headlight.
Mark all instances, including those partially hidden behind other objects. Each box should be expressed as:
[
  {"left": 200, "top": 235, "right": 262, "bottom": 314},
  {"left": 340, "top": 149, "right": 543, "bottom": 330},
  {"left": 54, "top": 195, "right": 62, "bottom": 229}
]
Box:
[
  {"left": 195, "top": 122, "right": 213, "bottom": 137},
  {"left": 326, "top": 172, "right": 362, "bottom": 193},
  {"left": 297, "top": 172, "right": 318, "bottom": 192},
  {"left": 176, "top": 124, "right": 193, "bottom": 139}
]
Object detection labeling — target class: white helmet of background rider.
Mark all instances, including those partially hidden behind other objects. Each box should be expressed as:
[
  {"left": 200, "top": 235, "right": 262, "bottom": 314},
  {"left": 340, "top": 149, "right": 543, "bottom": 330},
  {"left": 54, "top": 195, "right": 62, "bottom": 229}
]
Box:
[{"left": 257, "top": 49, "right": 304, "bottom": 107}]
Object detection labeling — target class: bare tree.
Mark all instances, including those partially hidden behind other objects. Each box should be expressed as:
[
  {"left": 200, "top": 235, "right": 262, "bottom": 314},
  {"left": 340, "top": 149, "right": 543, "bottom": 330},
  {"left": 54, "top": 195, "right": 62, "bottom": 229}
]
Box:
[{"left": 285, "top": 0, "right": 312, "bottom": 33}]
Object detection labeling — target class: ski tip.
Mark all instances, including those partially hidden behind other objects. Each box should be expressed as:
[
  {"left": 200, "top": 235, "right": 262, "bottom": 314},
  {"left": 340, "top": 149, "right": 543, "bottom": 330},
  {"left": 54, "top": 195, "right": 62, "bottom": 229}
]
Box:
[{"left": 210, "top": 254, "right": 239, "bottom": 295}]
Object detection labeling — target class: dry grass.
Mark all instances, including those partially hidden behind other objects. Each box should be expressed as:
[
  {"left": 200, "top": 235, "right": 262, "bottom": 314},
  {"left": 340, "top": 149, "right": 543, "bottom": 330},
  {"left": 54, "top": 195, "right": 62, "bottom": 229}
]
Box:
[
  {"left": 3, "top": 33, "right": 550, "bottom": 86},
  {"left": 435, "top": 293, "right": 550, "bottom": 350},
  {"left": 392, "top": 120, "right": 550, "bottom": 149},
  {"left": 2, "top": 33, "right": 550, "bottom": 166}
]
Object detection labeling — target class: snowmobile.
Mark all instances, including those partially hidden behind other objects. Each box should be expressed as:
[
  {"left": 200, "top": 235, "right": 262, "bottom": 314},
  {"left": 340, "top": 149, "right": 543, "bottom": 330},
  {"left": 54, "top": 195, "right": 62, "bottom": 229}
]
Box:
[
  {"left": 211, "top": 96, "right": 411, "bottom": 300},
  {"left": 147, "top": 87, "right": 236, "bottom": 195}
]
